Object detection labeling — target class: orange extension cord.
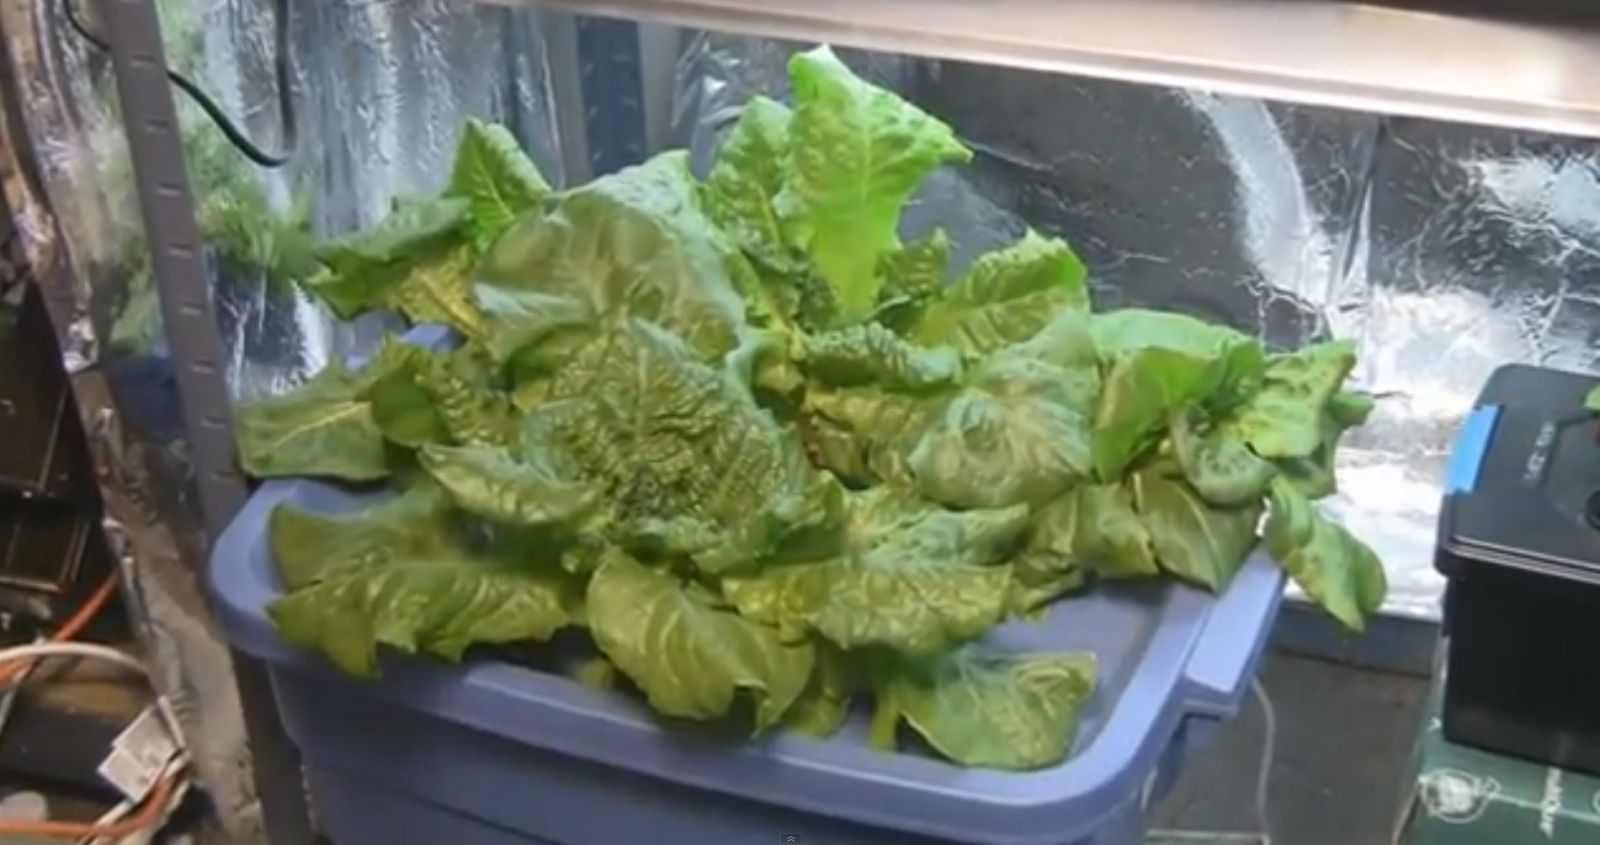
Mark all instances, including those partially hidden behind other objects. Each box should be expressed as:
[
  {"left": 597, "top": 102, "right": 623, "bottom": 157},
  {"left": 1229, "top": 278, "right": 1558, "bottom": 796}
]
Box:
[
  {"left": 0, "top": 572, "right": 188, "bottom": 840},
  {"left": 0, "top": 572, "right": 120, "bottom": 686}
]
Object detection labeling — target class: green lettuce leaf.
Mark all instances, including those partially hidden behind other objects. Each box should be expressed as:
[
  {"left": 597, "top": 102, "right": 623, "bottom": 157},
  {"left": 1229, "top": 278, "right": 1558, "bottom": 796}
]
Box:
[
  {"left": 477, "top": 152, "right": 749, "bottom": 361},
  {"left": 235, "top": 358, "right": 392, "bottom": 481},
  {"left": 801, "top": 322, "right": 962, "bottom": 391},
  {"left": 447, "top": 119, "right": 551, "bottom": 252},
  {"left": 775, "top": 46, "right": 970, "bottom": 322},
  {"left": 1169, "top": 410, "right": 1277, "bottom": 507},
  {"left": 534, "top": 319, "right": 841, "bottom": 573},
  {"left": 1009, "top": 494, "right": 1092, "bottom": 616},
  {"left": 418, "top": 442, "right": 601, "bottom": 528},
  {"left": 1090, "top": 312, "right": 1267, "bottom": 480},
  {"left": 704, "top": 96, "right": 795, "bottom": 271},
  {"left": 1077, "top": 483, "right": 1161, "bottom": 579},
  {"left": 802, "top": 312, "right": 1098, "bottom": 506},
  {"left": 307, "top": 197, "right": 482, "bottom": 337},
  {"left": 722, "top": 488, "right": 1025, "bottom": 657},
  {"left": 267, "top": 488, "right": 575, "bottom": 677},
  {"left": 586, "top": 551, "right": 814, "bottom": 729},
  {"left": 1276, "top": 390, "right": 1375, "bottom": 500},
  {"left": 875, "top": 646, "right": 1096, "bottom": 770},
  {"left": 366, "top": 340, "right": 516, "bottom": 449},
  {"left": 906, "top": 314, "right": 1098, "bottom": 509},
  {"left": 878, "top": 229, "right": 949, "bottom": 305},
  {"left": 784, "top": 648, "right": 852, "bottom": 738},
  {"left": 802, "top": 384, "right": 928, "bottom": 486},
  {"left": 1587, "top": 385, "right": 1600, "bottom": 412},
  {"left": 1264, "top": 478, "right": 1386, "bottom": 631},
  {"left": 1230, "top": 341, "right": 1358, "bottom": 459},
  {"left": 910, "top": 230, "right": 1088, "bottom": 356},
  {"left": 268, "top": 484, "right": 458, "bottom": 589},
  {"left": 1131, "top": 469, "right": 1261, "bottom": 591}
]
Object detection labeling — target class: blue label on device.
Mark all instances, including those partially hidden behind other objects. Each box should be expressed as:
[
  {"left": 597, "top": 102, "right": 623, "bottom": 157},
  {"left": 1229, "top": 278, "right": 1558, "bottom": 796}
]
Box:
[{"left": 1445, "top": 405, "right": 1500, "bottom": 494}]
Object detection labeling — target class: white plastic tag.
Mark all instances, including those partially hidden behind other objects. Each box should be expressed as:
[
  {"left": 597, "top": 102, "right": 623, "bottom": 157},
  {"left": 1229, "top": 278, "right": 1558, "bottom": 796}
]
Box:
[{"left": 96, "top": 703, "right": 181, "bottom": 804}]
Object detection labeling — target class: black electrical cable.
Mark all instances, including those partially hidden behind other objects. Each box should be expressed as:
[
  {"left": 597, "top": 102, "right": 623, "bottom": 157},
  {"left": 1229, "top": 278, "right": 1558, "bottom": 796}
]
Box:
[{"left": 62, "top": 0, "right": 297, "bottom": 168}]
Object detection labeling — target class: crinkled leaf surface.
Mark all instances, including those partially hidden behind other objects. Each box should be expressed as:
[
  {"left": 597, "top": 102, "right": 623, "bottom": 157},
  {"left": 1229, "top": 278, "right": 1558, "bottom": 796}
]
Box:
[
  {"left": 704, "top": 96, "right": 795, "bottom": 271},
  {"left": 366, "top": 340, "right": 515, "bottom": 449},
  {"left": 1132, "top": 469, "right": 1261, "bottom": 591},
  {"left": 878, "top": 647, "right": 1097, "bottom": 770},
  {"left": 801, "top": 322, "right": 962, "bottom": 391},
  {"left": 419, "top": 443, "right": 600, "bottom": 528},
  {"left": 877, "top": 229, "right": 950, "bottom": 312},
  {"left": 1264, "top": 478, "right": 1386, "bottom": 631},
  {"left": 1169, "top": 411, "right": 1277, "bottom": 507},
  {"left": 268, "top": 484, "right": 458, "bottom": 589},
  {"left": 235, "top": 359, "right": 390, "bottom": 481},
  {"left": 586, "top": 552, "right": 813, "bottom": 729},
  {"left": 911, "top": 230, "right": 1088, "bottom": 357},
  {"left": 907, "top": 315, "right": 1099, "bottom": 509},
  {"left": 267, "top": 489, "right": 574, "bottom": 677},
  {"left": 803, "top": 384, "right": 929, "bottom": 486},
  {"left": 308, "top": 197, "right": 475, "bottom": 330},
  {"left": 380, "top": 245, "right": 483, "bottom": 339},
  {"left": 802, "top": 313, "right": 1098, "bottom": 505},
  {"left": 1230, "top": 341, "right": 1357, "bottom": 459},
  {"left": 722, "top": 488, "right": 1025, "bottom": 656},
  {"left": 477, "top": 152, "right": 748, "bottom": 360},
  {"left": 1091, "top": 324, "right": 1264, "bottom": 482},
  {"left": 535, "top": 320, "right": 838, "bottom": 572},
  {"left": 775, "top": 46, "right": 970, "bottom": 321},
  {"left": 447, "top": 119, "right": 551, "bottom": 252}
]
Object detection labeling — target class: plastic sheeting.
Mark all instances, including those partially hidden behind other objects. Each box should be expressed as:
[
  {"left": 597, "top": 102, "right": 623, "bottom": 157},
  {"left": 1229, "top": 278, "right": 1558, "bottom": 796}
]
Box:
[
  {"left": 671, "top": 33, "right": 1600, "bottom": 619},
  {"left": 0, "top": 0, "right": 562, "bottom": 838}
]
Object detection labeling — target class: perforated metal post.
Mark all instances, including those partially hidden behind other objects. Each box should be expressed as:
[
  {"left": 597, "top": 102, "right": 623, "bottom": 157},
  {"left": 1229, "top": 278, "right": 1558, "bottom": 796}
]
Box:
[{"left": 96, "top": 0, "right": 315, "bottom": 840}]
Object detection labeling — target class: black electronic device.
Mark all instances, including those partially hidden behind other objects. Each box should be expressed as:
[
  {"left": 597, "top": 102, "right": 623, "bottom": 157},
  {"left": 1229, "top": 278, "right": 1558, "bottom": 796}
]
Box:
[{"left": 1436, "top": 364, "right": 1600, "bottom": 776}]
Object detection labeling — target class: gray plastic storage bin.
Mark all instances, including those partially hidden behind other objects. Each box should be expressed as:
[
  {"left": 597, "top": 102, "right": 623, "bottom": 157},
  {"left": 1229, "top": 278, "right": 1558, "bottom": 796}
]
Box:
[{"left": 209, "top": 478, "right": 1285, "bottom": 845}]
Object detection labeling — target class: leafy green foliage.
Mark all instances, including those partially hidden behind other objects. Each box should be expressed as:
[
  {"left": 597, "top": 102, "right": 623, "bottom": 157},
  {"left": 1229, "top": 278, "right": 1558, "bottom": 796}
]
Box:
[
  {"left": 774, "top": 47, "right": 971, "bottom": 323},
  {"left": 910, "top": 230, "right": 1088, "bottom": 357},
  {"left": 722, "top": 488, "right": 1025, "bottom": 656},
  {"left": 449, "top": 118, "right": 553, "bottom": 252},
  {"left": 874, "top": 647, "right": 1097, "bottom": 770},
  {"left": 235, "top": 48, "right": 1385, "bottom": 771},
  {"left": 235, "top": 359, "right": 393, "bottom": 481},
  {"left": 477, "top": 152, "right": 749, "bottom": 361},
  {"left": 266, "top": 485, "right": 577, "bottom": 677},
  {"left": 587, "top": 551, "right": 814, "bottom": 728}
]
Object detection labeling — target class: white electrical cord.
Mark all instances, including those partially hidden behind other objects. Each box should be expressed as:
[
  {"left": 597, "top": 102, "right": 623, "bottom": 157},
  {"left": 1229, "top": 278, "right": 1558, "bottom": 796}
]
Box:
[
  {"left": 79, "top": 755, "right": 192, "bottom": 845},
  {"left": 0, "top": 642, "right": 188, "bottom": 774},
  {"left": 0, "top": 637, "right": 44, "bottom": 747},
  {"left": 1146, "top": 678, "right": 1280, "bottom": 845},
  {"left": 1252, "top": 677, "right": 1278, "bottom": 845},
  {"left": 0, "top": 642, "right": 147, "bottom": 675}
]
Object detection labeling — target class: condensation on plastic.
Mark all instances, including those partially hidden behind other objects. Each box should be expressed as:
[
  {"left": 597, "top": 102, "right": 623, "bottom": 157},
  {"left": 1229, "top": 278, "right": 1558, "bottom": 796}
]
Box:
[
  {"left": 0, "top": 0, "right": 562, "bottom": 838},
  {"left": 672, "top": 33, "right": 1600, "bottom": 620}
]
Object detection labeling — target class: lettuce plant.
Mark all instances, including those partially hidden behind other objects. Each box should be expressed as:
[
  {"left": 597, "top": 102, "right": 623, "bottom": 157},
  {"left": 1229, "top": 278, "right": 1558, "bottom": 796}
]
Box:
[{"left": 234, "top": 47, "right": 1385, "bottom": 770}]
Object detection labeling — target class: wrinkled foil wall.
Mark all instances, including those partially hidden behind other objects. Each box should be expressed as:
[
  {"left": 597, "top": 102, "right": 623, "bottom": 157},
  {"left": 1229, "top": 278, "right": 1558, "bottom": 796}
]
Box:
[
  {"left": 674, "top": 34, "right": 1600, "bottom": 619},
  {"left": 0, "top": 0, "right": 561, "bottom": 838}
]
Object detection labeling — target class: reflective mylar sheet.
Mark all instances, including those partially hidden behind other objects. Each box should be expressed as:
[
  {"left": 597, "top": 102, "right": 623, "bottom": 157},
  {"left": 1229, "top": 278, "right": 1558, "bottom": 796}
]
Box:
[
  {"left": 0, "top": 0, "right": 561, "bottom": 837},
  {"left": 674, "top": 32, "right": 1600, "bottom": 619}
]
